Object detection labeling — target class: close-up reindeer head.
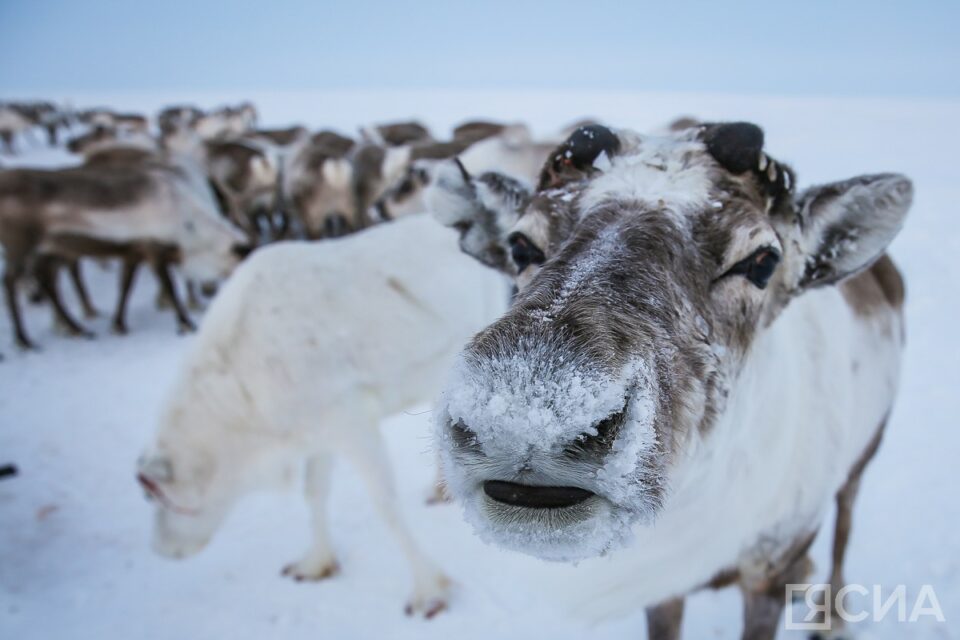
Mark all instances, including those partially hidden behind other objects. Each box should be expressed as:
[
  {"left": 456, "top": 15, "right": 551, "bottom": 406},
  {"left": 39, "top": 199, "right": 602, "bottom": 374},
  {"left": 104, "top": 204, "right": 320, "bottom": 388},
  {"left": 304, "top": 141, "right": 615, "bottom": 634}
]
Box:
[{"left": 430, "top": 122, "right": 912, "bottom": 561}]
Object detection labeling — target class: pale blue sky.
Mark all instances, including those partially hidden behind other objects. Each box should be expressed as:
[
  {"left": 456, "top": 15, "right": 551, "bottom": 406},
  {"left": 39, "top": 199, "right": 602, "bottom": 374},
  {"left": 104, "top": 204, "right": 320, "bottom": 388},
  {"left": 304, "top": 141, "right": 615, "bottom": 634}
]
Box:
[{"left": 1, "top": 0, "right": 957, "bottom": 96}]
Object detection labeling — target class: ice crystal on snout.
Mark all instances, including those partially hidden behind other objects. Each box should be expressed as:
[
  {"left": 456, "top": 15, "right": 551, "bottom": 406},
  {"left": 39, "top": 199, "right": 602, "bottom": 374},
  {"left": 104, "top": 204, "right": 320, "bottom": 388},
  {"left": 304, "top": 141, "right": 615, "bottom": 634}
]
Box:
[
  {"left": 441, "top": 344, "right": 637, "bottom": 457},
  {"left": 594, "top": 378, "right": 659, "bottom": 505},
  {"left": 435, "top": 345, "right": 665, "bottom": 562}
]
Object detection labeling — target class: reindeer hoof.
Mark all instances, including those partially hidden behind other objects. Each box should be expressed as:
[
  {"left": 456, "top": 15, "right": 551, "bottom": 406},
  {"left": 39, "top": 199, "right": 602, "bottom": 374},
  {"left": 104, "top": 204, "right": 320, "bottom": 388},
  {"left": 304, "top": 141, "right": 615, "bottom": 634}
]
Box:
[
  {"left": 281, "top": 559, "right": 340, "bottom": 582},
  {"left": 176, "top": 322, "right": 197, "bottom": 335},
  {"left": 112, "top": 322, "right": 128, "bottom": 336},
  {"left": 404, "top": 598, "right": 448, "bottom": 620},
  {"left": 16, "top": 339, "right": 39, "bottom": 352},
  {"left": 404, "top": 574, "right": 452, "bottom": 619}
]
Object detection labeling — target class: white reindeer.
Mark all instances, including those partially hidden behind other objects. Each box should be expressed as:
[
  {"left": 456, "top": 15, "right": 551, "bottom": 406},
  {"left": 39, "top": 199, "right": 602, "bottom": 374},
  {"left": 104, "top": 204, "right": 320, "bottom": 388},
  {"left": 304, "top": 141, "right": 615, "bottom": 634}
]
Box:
[
  {"left": 429, "top": 123, "right": 912, "bottom": 639},
  {"left": 136, "top": 213, "right": 507, "bottom": 617}
]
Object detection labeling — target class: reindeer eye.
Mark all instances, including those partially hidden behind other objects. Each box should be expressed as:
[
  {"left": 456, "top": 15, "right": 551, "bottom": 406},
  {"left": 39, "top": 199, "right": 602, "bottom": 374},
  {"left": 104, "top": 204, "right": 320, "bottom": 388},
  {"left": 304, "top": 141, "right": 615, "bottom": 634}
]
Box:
[
  {"left": 725, "top": 248, "right": 780, "bottom": 289},
  {"left": 507, "top": 232, "right": 546, "bottom": 274}
]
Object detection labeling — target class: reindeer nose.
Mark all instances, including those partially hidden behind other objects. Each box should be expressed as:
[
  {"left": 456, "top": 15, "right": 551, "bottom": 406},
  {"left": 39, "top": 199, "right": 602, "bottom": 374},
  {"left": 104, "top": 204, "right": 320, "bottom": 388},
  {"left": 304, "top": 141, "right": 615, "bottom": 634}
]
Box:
[{"left": 483, "top": 480, "right": 594, "bottom": 509}]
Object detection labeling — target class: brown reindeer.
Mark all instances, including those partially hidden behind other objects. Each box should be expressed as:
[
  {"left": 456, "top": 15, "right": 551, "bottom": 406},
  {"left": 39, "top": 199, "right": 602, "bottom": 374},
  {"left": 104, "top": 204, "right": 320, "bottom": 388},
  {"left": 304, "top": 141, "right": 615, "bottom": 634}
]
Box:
[{"left": 0, "top": 154, "right": 249, "bottom": 349}]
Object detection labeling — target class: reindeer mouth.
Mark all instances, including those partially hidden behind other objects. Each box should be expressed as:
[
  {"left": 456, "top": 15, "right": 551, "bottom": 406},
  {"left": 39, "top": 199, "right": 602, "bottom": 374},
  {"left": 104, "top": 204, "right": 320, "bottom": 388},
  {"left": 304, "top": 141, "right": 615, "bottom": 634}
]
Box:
[{"left": 483, "top": 480, "right": 595, "bottom": 509}]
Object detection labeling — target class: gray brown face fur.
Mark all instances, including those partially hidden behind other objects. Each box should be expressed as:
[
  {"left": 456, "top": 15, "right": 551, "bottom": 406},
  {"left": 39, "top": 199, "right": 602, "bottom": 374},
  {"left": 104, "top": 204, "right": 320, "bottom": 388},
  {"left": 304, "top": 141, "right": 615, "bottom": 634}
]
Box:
[{"left": 429, "top": 122, "right": 912, "bottom": 560}]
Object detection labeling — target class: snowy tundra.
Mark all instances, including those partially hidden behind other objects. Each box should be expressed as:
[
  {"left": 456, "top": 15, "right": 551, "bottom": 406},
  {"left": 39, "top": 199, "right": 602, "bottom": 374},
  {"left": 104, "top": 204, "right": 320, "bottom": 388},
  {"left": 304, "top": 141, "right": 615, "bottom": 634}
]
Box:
[
  {"left": 136, "top": 213, "right": 507, "bottom": 617},
  {"left": 431, "top": 122, "right": 912, "bottom": 639}
]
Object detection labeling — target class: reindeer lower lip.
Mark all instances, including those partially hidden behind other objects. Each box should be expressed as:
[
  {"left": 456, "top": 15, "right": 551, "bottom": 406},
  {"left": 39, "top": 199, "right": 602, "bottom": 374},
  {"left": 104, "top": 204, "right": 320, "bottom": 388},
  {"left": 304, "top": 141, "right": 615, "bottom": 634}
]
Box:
[{"left": 482, "top": 480, "right": 594, "bottom": 509}]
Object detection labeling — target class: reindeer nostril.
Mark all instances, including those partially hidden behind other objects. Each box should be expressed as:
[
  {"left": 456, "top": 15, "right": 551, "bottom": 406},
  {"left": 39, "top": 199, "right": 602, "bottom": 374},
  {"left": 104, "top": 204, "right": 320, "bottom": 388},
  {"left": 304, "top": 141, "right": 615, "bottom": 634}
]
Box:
[
  {"left": 483, "top": 480, "right": 594, "bottom": 509},
  {"left": 450, "top": 419, "right": 479, "bottom": 448},
  {"left": 568, "top": 409, "right": 626, "bottom": 455}
]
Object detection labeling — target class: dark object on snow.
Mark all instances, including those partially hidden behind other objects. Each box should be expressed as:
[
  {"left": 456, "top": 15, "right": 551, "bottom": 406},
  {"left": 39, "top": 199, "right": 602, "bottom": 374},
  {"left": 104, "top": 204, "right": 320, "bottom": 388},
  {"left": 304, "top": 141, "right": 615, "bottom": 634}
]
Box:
[{"left": 0, "top": 464, "right": 18, "bottom": 479}]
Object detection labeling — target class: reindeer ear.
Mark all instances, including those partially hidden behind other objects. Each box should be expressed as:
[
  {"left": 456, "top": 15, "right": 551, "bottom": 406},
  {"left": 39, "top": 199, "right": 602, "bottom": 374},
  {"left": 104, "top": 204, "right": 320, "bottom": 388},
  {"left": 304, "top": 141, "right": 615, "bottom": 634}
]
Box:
[
  {"left": 427, "top": 159, "right": 531, "bottom": 275},
  {"left": 427, "top": 158, "right": 476, "bottom": 229},
  {"left": 795, "top": 173, "right": 913, "bottom": 289},
  {"left": 539, "top": 124, "right": 620, "bottom": 190}
]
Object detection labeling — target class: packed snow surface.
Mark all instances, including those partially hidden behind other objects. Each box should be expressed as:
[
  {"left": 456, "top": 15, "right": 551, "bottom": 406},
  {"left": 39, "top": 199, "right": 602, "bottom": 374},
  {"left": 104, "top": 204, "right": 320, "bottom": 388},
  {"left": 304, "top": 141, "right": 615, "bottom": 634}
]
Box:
[{"left": 1, "top": 90, "right": 958, "bottom": 639}]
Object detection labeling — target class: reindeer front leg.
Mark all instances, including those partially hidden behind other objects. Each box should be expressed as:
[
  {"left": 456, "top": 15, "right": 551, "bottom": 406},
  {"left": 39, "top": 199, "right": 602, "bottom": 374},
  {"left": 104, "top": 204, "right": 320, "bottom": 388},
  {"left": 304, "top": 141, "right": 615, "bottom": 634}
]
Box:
[
  {"left": 343, "top": 424, "right": 451, "bottom": 618},
  {"left": 282, "top": 454, "right": 340, "bottom": 581},
  {"left": 112, "top": 254, "right": 141, "bottom": 334},
  {"left": 150, "top": 258, "right": 195, "bottom": 334},
  {"left": 34, "top": 254, "right": 93, "bottom": 339},
  {"left": 646, "top": 596, "right": 685, "bottom": 640},
  {"left": 67, "top": 260, "right": 98, "bottom": 319},
  {"left": 739, "top": 533, "right": 817, "bottom": 640},
  {"left": 3, "top": 254, "right": 35, "bottom": 349},
  {"left": 185, "top": 280, "right": 203, "bottom": 311},
  {"left": 812, "top": 423, "right": 885, "bottom": 640}
]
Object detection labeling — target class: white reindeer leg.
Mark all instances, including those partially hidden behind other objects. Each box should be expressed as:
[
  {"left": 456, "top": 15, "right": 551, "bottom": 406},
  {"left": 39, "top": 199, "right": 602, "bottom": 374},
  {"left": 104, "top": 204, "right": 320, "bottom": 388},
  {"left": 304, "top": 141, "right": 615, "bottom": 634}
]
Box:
[
  {"left": 344, "top": 427, "right": 450, "bottom": 618},
  {"left": 282, "top": 454, "right": 339, "bottom": 581}
]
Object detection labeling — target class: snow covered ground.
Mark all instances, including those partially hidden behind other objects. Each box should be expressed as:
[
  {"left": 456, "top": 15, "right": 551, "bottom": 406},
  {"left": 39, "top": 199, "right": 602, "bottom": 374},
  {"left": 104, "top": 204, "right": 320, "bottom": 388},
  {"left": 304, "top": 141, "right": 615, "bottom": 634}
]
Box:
[{"left": 1, "top": 90, "right": 958, "bottom": 639}]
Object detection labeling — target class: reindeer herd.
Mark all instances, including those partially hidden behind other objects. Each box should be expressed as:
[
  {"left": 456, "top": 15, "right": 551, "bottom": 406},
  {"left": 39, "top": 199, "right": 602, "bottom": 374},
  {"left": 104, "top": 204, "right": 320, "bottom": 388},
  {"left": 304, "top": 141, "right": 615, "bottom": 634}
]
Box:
[
  {"left": 2, "top": 98, "right": 915, "bottom": 640},
  {"left": 0, "top": 99, "right": 554, "bottom": 356}
]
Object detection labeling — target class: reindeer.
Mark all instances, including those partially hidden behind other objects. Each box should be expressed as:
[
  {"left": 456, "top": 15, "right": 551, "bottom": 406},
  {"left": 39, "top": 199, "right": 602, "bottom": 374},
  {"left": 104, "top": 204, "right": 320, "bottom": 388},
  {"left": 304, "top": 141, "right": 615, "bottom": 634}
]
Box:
[
  {"left": 427, "top": 123, "right": 911, "bottom": 639},
  {"left": 361, "top": 120, "right": 432, "bottom": 146},
  {"left": 372, "top": 127, "right": 554, "bottom": 222},
  {"left": 192, "top": 103, "right": 256, "bottom": 141},
  {"left": 136, "top": 213, "right": 507, "bottom": 618},
  {"left": 204, "top": 139, "right": 279, "bottom": 238},
  {"left": 0, "top": 104, "right": 34, "bottom": 154},
  {"left": 452, "top": 120, "right": 510, "bottom": 145},
  {"left": 0, "top": 152, "right": 250, "bottom": 349},
  {"left": 308, "top": 129, "right": 356, "bottom": 156},
  {"left": 243, "top": 126, "right": 308, "bottom": 148},
  {"left": 157, "top": 105, "right": 203, "bottom": 136},
  {"left": 77, "top": 109, "right": 149, "bottom": 134},
  {"left": 282, "top": 135, "right": 358, "bottom": 238},
  {"left": 67, "top": 125, "right": 159, "bottom": 159},
  {"left": 281, "top": 130, "right": 414, "bottom": 238},
  {"left": 9, "top": 101, "right": 71, "bottom": 147}
]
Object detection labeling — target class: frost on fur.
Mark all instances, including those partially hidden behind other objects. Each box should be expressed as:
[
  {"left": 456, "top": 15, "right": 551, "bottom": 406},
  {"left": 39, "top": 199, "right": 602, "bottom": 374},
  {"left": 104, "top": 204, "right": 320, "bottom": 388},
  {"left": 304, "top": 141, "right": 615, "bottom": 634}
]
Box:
[{"left": 436, "top": 344, "right": 664, "bottom": 562}]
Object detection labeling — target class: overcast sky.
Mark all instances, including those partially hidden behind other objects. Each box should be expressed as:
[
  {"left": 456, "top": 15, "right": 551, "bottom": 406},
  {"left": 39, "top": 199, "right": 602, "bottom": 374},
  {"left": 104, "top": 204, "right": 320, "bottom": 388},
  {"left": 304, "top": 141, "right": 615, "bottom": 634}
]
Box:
[{"left": 1, "top": 0, "right": 957, "bottom": 97}]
